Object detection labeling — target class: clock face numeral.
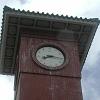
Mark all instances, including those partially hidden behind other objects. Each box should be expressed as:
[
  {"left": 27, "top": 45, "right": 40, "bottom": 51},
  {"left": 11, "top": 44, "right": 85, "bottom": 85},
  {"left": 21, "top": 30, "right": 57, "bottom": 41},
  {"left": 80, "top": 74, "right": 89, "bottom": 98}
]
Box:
[{"left": 35, "top": 46, "right": 65, "bottom": 69}]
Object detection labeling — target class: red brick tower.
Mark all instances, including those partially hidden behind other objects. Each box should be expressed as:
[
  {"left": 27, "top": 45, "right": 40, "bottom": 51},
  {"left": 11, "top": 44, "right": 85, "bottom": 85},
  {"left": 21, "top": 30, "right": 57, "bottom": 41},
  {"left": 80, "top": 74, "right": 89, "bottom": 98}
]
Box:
[{"left": 0, "top": 6, "right": 99, "bottom": 100}]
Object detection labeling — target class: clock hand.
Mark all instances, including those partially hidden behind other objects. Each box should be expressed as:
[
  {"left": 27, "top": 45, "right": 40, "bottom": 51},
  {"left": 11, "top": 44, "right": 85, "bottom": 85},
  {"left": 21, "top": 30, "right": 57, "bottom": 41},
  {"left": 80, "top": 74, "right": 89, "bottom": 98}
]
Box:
[
  {"left": 42, "top": 55, "right": 53, "bottom": 59},
  {"left": 42, "top": 55, "right": 63, "bottom": 59},
  {"left": 52, "top": 56, "right": 63, "bottom": 59}
]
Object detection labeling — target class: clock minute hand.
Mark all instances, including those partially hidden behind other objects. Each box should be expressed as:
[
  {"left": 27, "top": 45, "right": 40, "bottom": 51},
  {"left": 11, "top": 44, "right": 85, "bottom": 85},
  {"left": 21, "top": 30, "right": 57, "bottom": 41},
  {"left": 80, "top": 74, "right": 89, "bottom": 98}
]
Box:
[
  {"left": 42, "top": 55, "right": 54, "bottom": 59},
  {"left": 46, "top": 55, "right": 63, "bottom": 59},
  {"left": 53, "top": 56, "right": 63, "bottom": 59},
  {"left": 47, "top": 55, "right": 54, "bottom": 58},
  {"left": 43, "top": 55, "right": 63, "bottom": 59},
  {"left": 46, "top": 55, "right": 62, "bottom": 59}
]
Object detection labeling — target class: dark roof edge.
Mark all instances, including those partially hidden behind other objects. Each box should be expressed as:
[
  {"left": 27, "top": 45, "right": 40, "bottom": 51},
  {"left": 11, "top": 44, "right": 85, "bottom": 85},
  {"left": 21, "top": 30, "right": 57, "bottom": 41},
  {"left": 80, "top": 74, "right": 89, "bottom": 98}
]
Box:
[
  {"left": 3, "top": 5, "right": 100, "bottom": 24},
  {"left": 80, "top": 23, "right": 99, "bottom": 69}
]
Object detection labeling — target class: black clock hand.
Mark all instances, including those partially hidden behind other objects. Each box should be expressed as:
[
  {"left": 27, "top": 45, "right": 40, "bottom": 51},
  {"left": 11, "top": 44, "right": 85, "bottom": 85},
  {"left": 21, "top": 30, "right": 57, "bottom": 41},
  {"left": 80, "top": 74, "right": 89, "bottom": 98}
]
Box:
[
  {"left": 52, "top": 56, "right": 63, "bottom": 59},
  {"left": 42, "top": 55, "right": 63, "bottom": 59},
  {"left": 42, "top": 55, "right": 53, "bottom": 59},
  {"left": 47, "top": 55, "right": 54, "bottom": 58}
]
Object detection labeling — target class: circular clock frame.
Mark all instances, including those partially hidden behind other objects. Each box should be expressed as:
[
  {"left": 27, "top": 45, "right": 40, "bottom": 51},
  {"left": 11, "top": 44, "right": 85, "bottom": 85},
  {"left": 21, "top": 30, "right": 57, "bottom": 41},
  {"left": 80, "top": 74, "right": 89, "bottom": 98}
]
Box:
[{"left": 32, "top": 42, "right": 69, "bottom": 70}]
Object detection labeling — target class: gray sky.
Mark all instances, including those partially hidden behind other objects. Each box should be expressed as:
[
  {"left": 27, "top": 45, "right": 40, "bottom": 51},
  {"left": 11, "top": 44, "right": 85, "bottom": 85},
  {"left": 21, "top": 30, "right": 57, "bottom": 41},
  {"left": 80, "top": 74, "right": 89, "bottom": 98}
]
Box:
[{"left": 0, "top": 0, "right": 100, "bottom": 100}]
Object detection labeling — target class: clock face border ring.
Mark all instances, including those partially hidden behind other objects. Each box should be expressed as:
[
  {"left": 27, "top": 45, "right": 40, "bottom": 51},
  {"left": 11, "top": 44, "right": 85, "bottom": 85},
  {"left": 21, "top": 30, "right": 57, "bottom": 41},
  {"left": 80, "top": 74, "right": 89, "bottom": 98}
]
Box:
[{"left": 31, "top": 42, "right": 69, "bottom": 70}]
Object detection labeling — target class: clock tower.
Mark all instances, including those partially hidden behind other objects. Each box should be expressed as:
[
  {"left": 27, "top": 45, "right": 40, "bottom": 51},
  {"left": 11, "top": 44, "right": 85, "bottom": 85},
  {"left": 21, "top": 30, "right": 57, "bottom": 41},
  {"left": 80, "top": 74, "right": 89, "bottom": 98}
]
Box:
[{"left": 0, "top": 6, "right": 99, "bottom": 100}]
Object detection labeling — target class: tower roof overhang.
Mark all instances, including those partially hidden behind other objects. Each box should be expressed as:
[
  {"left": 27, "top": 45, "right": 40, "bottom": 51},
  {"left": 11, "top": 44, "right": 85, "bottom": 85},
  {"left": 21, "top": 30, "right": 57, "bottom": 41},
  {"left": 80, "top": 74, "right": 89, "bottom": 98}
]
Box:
[{"left": 0, "top": 6, "right": 99, "bottom": 75}]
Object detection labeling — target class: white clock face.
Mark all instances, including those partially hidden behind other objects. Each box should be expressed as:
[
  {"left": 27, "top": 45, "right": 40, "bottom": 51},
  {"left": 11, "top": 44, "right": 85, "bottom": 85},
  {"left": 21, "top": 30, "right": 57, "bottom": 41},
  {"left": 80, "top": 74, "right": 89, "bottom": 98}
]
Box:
[{"left": 35, "top": 46, "right": 65, "bottom": 69}]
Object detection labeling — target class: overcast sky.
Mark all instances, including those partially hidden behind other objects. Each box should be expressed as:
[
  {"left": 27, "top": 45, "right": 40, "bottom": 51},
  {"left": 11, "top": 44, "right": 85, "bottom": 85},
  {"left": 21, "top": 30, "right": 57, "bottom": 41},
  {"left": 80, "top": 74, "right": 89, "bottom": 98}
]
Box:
[{"left": 0, "top": 0, "right": 100, "bottom": 100}]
